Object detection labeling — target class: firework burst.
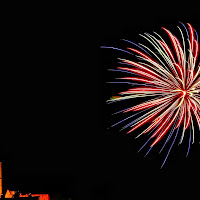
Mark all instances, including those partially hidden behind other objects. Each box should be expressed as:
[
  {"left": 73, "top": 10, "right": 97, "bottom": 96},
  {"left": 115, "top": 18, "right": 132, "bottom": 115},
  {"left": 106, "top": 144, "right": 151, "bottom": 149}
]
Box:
[{"left": 102, "top": 22, "right": 200, "bottom": 167}]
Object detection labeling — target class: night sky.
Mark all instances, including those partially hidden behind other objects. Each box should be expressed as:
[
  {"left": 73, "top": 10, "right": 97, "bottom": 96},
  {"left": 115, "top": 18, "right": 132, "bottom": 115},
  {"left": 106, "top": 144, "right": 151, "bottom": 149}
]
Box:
[
  {"left": 93, "top": 8, "right": 200, "bottom": 200},
  {"left": 2, "top": 5, "right": 75, "bottom": 198},
  {"left": 1, "top": 4, "right": 200, "bottom": 200}
]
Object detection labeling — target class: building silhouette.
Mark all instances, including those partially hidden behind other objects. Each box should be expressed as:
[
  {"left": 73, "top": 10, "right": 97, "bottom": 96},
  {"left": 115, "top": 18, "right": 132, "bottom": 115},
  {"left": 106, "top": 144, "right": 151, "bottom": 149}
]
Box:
[{"left": 0, "top": 163, "right": 49, "bottom": 200}]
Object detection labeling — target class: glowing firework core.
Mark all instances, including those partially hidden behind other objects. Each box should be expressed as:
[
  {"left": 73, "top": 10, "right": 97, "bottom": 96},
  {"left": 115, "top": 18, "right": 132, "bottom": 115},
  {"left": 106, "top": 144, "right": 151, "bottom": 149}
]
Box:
[{"left": 182, "top": 90, "right": 187, "bottom": 97}]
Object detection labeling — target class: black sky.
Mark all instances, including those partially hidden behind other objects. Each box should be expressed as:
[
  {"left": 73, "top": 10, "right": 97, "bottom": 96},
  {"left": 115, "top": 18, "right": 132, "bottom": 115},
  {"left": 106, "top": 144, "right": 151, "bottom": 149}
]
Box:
[
  {"left": 2, "top": 5, "right": 76, "bottom": 197},
  {"left": 1, "top": 3, "right": 200, "bottom": 200},
  {"left": 91, "top": 7, "right": 200, "bottom": 200}
]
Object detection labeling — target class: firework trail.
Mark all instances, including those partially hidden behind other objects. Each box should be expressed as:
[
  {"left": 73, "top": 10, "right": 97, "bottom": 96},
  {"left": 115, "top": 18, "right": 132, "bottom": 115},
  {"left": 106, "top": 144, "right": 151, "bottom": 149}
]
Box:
[{"left": 102, "top": 23, "right": 200, "bottom": 167}]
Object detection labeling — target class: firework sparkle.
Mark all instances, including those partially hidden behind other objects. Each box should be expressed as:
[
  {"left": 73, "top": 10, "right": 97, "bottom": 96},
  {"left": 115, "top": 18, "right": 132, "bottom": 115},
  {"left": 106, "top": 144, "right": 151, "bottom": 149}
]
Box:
[{"left": 102, "top": 22, "right": 200, "bottom": 167}]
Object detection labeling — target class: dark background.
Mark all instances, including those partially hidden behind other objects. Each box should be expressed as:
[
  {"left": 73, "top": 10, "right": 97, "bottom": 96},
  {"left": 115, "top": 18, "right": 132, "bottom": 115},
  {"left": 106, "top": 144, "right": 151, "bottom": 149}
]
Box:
[
  {"left": 92, "top": 6, "right": 200, "bottom": 200},
  {"left": 2, "top": 3, "right": 75, "bottom": 199},
  {"left": 1, "top": 3, "right": 200, "bottom": 200}
]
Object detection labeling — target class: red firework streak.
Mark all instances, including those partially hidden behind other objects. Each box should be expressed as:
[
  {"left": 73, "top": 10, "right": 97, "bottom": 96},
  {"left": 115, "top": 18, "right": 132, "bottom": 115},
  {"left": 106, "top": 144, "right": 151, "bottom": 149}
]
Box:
[{"left": 103, "top": 22, "right": 200, "bottom": 167}]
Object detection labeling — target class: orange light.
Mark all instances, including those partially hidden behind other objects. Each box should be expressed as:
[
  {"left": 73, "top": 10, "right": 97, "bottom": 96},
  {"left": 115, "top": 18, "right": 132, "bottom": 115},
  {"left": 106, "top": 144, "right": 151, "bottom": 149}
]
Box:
[
  {"left": 5, "top": 190, "right": 15, "bottom": 198},
  {"left": 0, "top": 162, "right": 2, "bottom": 197},
  {"left": 19, "top": 194, "right": 50, "bottom": 200},
  {"left": 5, "top": 191, "right": 49, "bottom": 199},
  {"left": 32, "top": 194, "right": 50, "bottom": 200}
]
